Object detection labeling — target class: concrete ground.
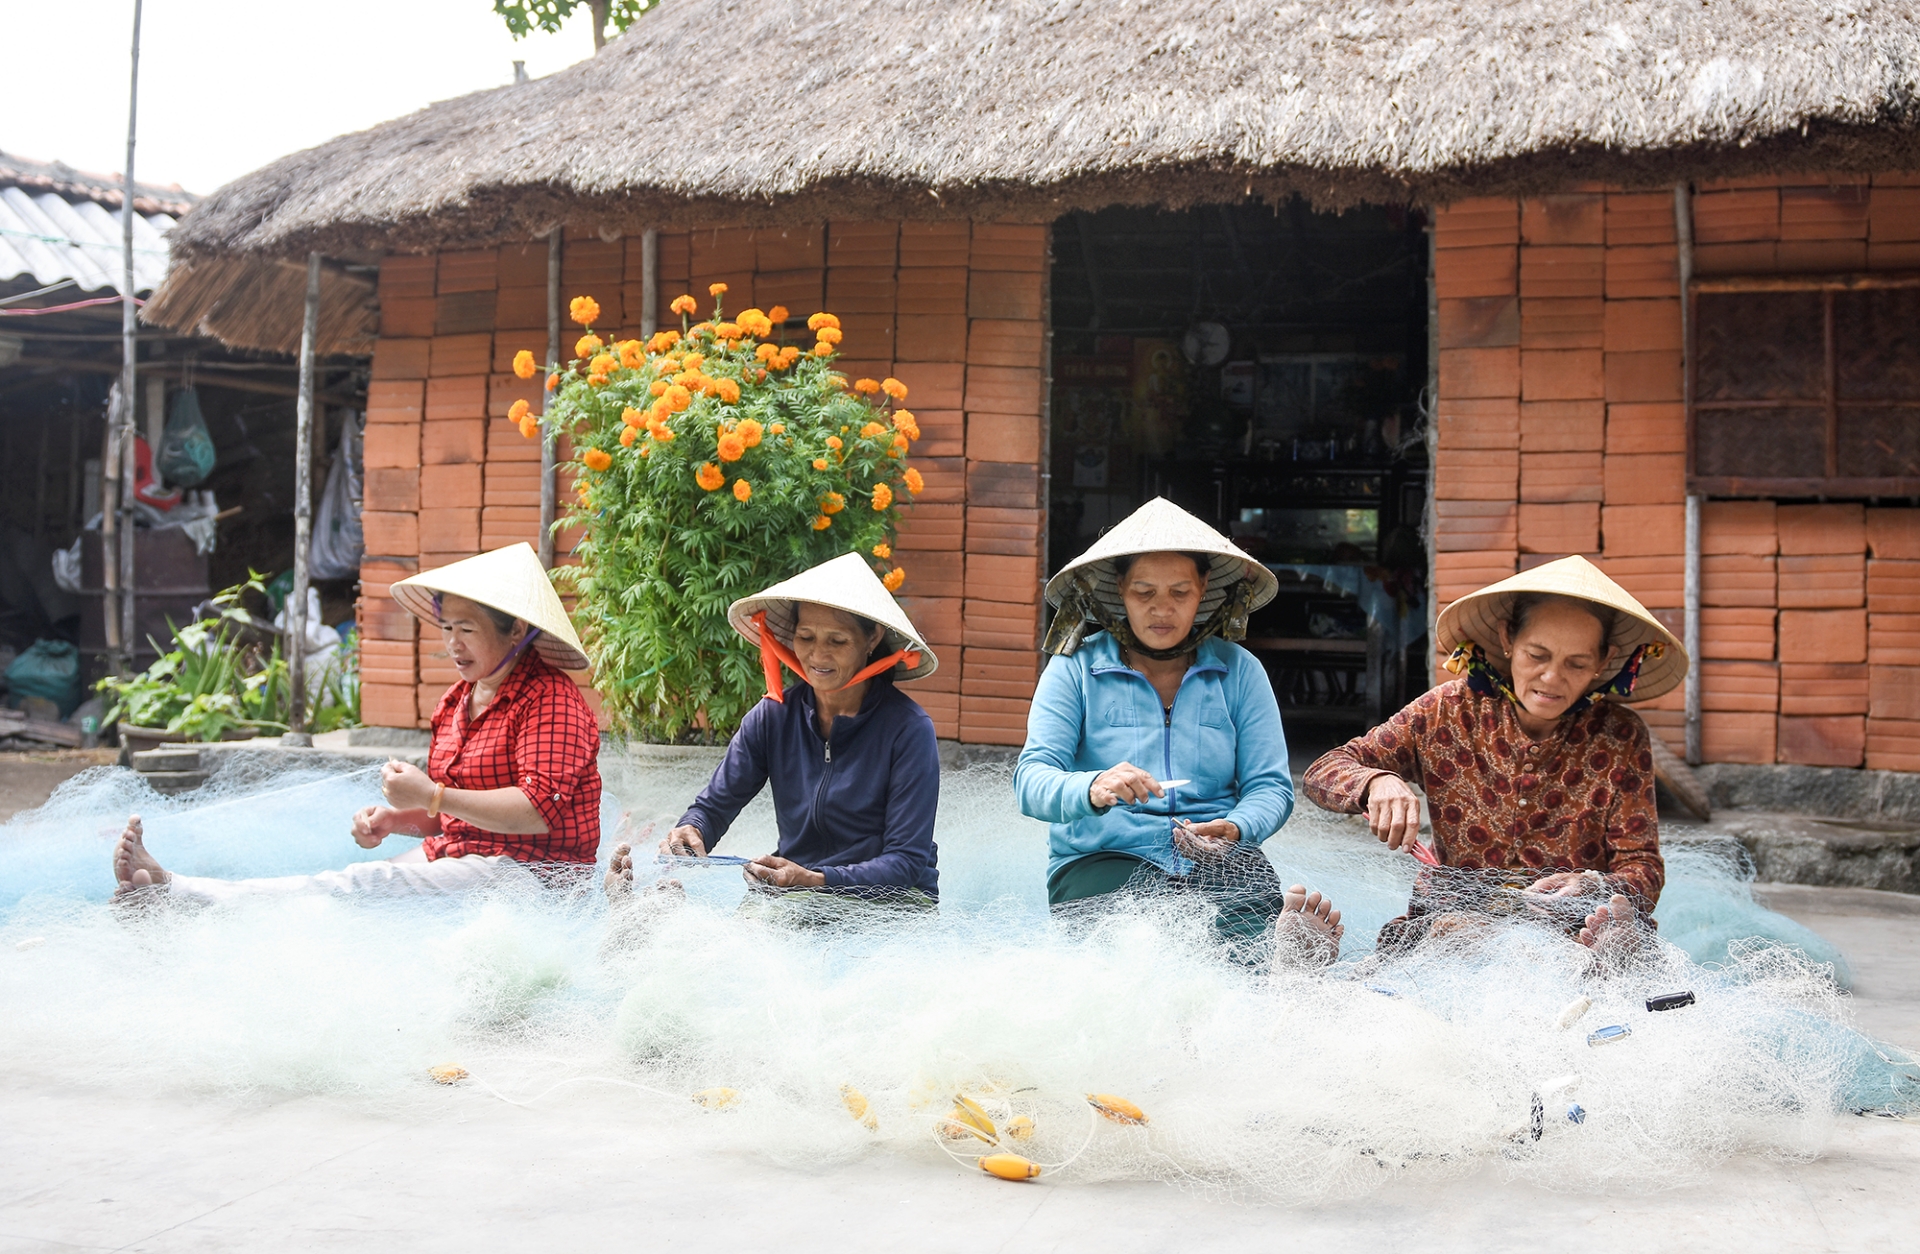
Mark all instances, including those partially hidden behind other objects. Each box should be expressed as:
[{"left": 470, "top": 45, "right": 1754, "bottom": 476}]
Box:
[
  {"left": 1, "top": 883, "right": 1915, "bottom": 1253},
  {"left": 0, "top": 751, "right": 116, "bottom": 822}
]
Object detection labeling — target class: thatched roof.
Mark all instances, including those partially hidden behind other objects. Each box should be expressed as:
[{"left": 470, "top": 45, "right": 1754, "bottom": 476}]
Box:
[{"left": 167, "top": 0, "right": 1920, "bottom": 264}]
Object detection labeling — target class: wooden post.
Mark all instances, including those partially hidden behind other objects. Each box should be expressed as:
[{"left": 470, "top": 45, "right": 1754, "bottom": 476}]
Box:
[
  {"left": 113, "top": 0, "right": 144, "bottom": 677},
  {"left": 640, "top": 228, "right": 658, "bottom": 337},
  {"left": 284, "top": 251, "right": 321, "bottom": 747},
  {"left": 1675, "top": 182, "right": 1702, "bottom": 765},
  {"left": 539, "top": 230, "right": 561, "bottom": 568}
]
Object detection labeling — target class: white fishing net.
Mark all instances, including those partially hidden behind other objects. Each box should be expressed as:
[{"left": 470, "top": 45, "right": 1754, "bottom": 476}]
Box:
[{"left": 0, "top": 752, "right": 1913, "bottom": 1204}]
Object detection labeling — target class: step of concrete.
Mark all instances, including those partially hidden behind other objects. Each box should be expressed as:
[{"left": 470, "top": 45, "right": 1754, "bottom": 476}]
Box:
[
  {"left": 141, "top": 770, "right": 210, "bottom": 796},
  {"left": 132, "top": 747, "right": 202, "bottom": 773},
  {"left": 1667, "top": 809, "right": 1920, "bottom": 894}
]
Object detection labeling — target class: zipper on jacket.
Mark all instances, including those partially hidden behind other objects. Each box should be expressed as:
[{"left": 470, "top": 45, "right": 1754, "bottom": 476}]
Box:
[
  {"left": 811, "top": 733, "right": 835, "bottom": 840},
  {"left": 1163, "top": 705, "right": 1175, "bottom": 837}
]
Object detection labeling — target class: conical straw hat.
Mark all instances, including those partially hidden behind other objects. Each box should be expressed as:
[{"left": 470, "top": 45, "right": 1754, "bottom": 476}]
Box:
[
  {"left": 1435, "top": 555, "right": 1688, "bottom": 703},
  {"left": 1044, "top": 497, "right": 1278, "bottom": 623},
  {"left": 391, "top": 543, "right": 590, "bottom": 673},
  {"left": 727, "top": 551, "right": 938, "bottom": 681}
]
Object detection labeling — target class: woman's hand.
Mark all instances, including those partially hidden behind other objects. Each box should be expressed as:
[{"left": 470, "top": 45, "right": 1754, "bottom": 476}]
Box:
[
  {"left": 744, "top": 855, "right": 826, "bottom": 889},
  {"left": 659, "top": 825, "right": 708, "bottom": 858},
  {"left": 1524, "top": 870, "right": 1604, "bottom": 898},
  {"left": 1173, "top": 818, "right": 1240, "bottom": 862},
  {"left": 1089, "top": 762, "right": 1164, "bottom": 810},
  {"left": 380, "top": 760, "right": 436, "bottom": 811},
  {"left": 351, "top": 805, "right": 397, "bottom": 849},
  {"left": 1364, "top": 774, "right": 1423, "bottom": 852}
]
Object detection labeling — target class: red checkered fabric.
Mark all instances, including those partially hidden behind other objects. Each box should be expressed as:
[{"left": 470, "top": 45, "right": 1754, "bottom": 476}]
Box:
[{"left": 421, "top": 652, "right": 602, "bottom": 864}]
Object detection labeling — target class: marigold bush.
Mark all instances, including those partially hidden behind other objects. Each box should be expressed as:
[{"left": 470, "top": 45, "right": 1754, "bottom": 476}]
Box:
[{"left": 522, "top": 292, "right": 926, "bottom": 741}]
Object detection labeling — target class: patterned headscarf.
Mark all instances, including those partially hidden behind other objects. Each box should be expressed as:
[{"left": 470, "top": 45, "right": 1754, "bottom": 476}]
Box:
[
  {"left": 1043, "top": 568, "right": 1257, "bottom": 660},
  {"left": 1444, "top": 639, "right": 1666, "bottom": 715}
]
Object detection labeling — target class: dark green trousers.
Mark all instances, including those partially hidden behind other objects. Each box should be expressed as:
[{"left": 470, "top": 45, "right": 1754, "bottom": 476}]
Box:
[{"left": 1047, "top": 845, "right": 1292, "bottom": 961}]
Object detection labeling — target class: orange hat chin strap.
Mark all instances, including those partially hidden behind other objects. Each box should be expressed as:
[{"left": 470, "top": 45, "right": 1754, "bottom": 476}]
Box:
[
  {"left": 846, "top": 648, "right": 921, "bottom": 688},
  {"left": 753, "top": 610, "right": 808, "bottom": 703}
]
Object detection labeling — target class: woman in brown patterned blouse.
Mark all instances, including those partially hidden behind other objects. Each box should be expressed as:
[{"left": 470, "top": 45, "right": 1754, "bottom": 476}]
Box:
[{"left": 1302, "top": 556, "right": 1689, "bottom": 959}]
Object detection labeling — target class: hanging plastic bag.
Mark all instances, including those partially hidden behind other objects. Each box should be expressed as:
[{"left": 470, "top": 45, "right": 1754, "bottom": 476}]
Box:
[
  {"left": 6, "top": 639, "right": 81, "bottom": 718},
  {"left": 157, "top": 386, "right": 217, "bottom": 488},
  {"left": 309, "top": 414, "right": 364, "bottom": 580}
]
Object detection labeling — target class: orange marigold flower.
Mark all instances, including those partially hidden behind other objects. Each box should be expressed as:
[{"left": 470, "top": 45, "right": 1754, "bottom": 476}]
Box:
[
  {"left": 812, "top": 514, "right": 832, "bottom": 531},
  {"left": 670, "top": 294, "right": 697, "bottom": 315},
  {"left": 508, "top": 398, "right": 531, "bottom": 424},
  {"left": 826, "top": 435, "right": 843, "bottom": 450},
  {"left": 755, "top": 342, "right": 779, "bottom": 362},
  {"left": 588, "top": 374, "right": 609, "bottom": 387},
  {"left": 576, "top": 481, "right": 590, "bottom": 502},
  {"left": 519, "top": 415, "right": 539, "bottom": 439},
  {"left": 732, "top": 478, "right": 752, "bottom": 502},
  {"left": 892, "top": 434, "right": 909, "bottom": 454},
  {"left": 696, "top": 463, "right": 725, "bottom": 491},
  {"left": 714, "top": 322, "right": 742, "bottom": 340},
  {"left": 714, "top": 378, "right": 742, "bottom": 404},
  {"left": 769, "top": 422, "right": 785, "bottom": 434},
  {"left": 812, "top": 343, "right": 833, "bottom": 358},
  {"left": 648, "top": 330, "right": 682, "bottom": 353},
  {"left": 683, "top": 354, "right": 706, "bottom": 371},
  {"left": 619, "top": 425, "right": 638, "bottom": 447},
  {"left": 736, "top": 417, "right": 763, "bottom": 446},
  {"left": 904, "top": 467, "right": 925, "bottom": 494},
  {"left": 619, "top": 340, "right": 645, "bottom": 368},
  {"left": 860, "top": 421, "right": 887, "bottom": 438},
  {"left": 582, "top": 447, "right": 613, "bottom": 471},
  {"left": 717, "top": 432, "right": 747, "bottom": 462},
  {"left": 513, "top": 350, "right": 537, "bottom": 379},
  {"left": 812, "top": 458, "right": 829, "bottom": 470},
  {"left": 691, "top": 322, "right": 713, "bottom": 336},
  {"left": 854, "top": 378, "right": 881, "bottom": 395},
  {"left": 737, "top": 309, "right": 773, "bottom": 338},
  {"left": 892, "top": 409, "right": 921, "bottom": 440},
  {"left": 652, "top": 422, "right": 676, "bottom": 443},
  {"left": 881, "top": 377, "right": 908, "bottom": 400},
  {"left": 547, "top": 372, "right": 562, "bottom": 391},
  {"left": 821, "top": 491, "right": 845, "bottom": 514},
  {"left": 649, "top": 380, "right": 669, "bottom": 397},
  {"left": 570, "top": 295, "right": 601, "bottom": 326},
  {"left": 769, "top": 304, "right": 790, "bottom": 324},
  {"left": 590, "top": 353, "right": 615, "bottom": 375},
  {"left": 872, "top": 483, "right": 894, "bottom": 510},
  {"left": 641, "top": 445, "right": 651, "bottom": 458},
  {"left": 663, "top": 385, "right": 693, "bottom": 412},
  {"left": 622, "top": 406, "right": 646, "bottom": 427},
  {"left": 872, "top": 542, "right": 892, "bottom": 559},
  {"left": 756, "top": 368, "right": 767, "bottom": 382},
  {"left": 808, "top": 312, "right": 840, "bottom": 331},
  {"left": 575, "top": 334, "right": 603, "bottom": 359},
  {"left": 816, "top": 327, "right": 844, "bottom": 346},
  {"left": 882, "top": 567, "right": 906, "bottom": 592},
  {"left": 709, "top": 282, "right": 729, "bottom": 297},
  {"left": 778, "top": 346, "right": 801, "bottom": 366}
]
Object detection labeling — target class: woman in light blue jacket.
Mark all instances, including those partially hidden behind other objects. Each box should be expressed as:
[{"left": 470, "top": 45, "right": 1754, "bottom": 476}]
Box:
[{"left": 1015, "top": 498, "right": 1342, "bottom": 963}]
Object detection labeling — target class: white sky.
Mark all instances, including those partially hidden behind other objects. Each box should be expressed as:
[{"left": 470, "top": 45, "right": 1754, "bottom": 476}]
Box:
[{"left": 2, "top": 0, "right": 598, "bottom": 196}]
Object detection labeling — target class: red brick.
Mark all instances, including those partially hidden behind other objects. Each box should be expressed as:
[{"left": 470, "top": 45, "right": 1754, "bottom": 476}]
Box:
[
  {"left": 895, "top": 503, "right": 963, "bottom": 551},
  {"left": 966, "top": 412, "right": 1042, "bottom": 464},
  {"left": 1440, "top": 347, "right": 1520, "bottom": 398},
  {"left": 1779, "top": 186, "right": 1869, "bottom": 240},
  {"left": 895, "top": 314, "right": 968, "bottom": 362},
  {"left": 421, "top": 420, "right": 486, "bottom": 465},
  {"left": 372, "top": 337, "right": 430, "bottom": 381},
  {"left": 1601, "top": 504, "right": 1683, "bottom": 556},
  {"left": 1521, "top": 195, "right": 1604, "bottom": 245},
  {"left": 1869, "top": 665, "right": 1920, "bottom": 720},
  {"left": 899, "top": 221, "right": 972, "bottom": 268},
  {"left": 1520, "top": 350, "right": 1603, "bottom": 400},
  {"left": 1780, "top": 609, "right": 1866, "bottom": 663},
  {"left": 379, "top": 253, "right": 435, "bottom": 301},
  {"left": 910, "top": 410, "right": 964, "bottom": 458},
  {"left": 487, "top": 374, "right": 541, "bottom": 420},
  {"left": 965, "top": 507, "right": 1041, "bottom": 556},
  {"left": 1703, "top": 711, "right": 1776, "bottom": 764},
  {"left": 1703, "top": 554, "right": 1775, "bottom": 607},
  {"left": 899, "top": 549, "right": 964, "bottom": 599},
  {"left": 1432, "top": 198, "right": 1518, "bottom": 248},
  {"left": 1778, "top": 240, "right": 1866, "bottom": 272},
  {"left": 1518, "top": 502, "right": 1599, "bottom": 554},
  {"left": 825, "top": 221, "right": 899, "bottom": 269},
  {"left": 1434, "top": 500, "right": 1517, "bottom": 551},
  {"left": 1606, "top": 402, "right": 1686, "bottom": 455},
  {"left": 429, "top": 333, "right": 492, "bottom": 378},
  {"left": 360, "top": 683, "right": 420, "bottom": 729},
  {"left": 1520, "top": 451, "right": 1601, "bottom": 503},
  {"left": 967, "top": 319, "right": 1045, "bottom": 369},
  {"left": 480, "top": 506, "right": 540, "bottom": 549},
  {"left": 959, "top": 697, "right": 1031, "bottom": 746},
  {"left": 1780, "top": 663, "right": 1869, "bottom": 716},
  {"left": 436, "top": 248, "right": 497, "bottom": 294},
  {"left": 1694, "top": 242, "right": 1778, "bottom": 274},
  {"left": 960, "top": 647, "right": 1039, "bottom": 698},
  {"left": 1693, "top": 189, "right": 1780, "bottom": 243},
  {"left": 418, "top": 508, "right": 479, "bottom": 554},
  {"left": 911, "top": 456, "right": 966, "bottom": 505},
  {"left": 753, "top": 269, "right": 824, "bottom": 317},
  {"left": 902, "top": 362, "right": 964, "bottom": 410},
  {"left": 1436, "top": 397, "right": 1519, "bottom": 448},
  {"left": 484, "top": 462, "right": 542, "bottom": 508},
  {"left": 1433, "top": 245, "right": 1517, "bottom": 298},
  {"left": 379, "top": 297, "right": 434, "bottom": 339},
  {"left": 364, "top": 467, "right": 420, "bottom": 513},
  {"left": 1519, "top": 299, "right": 1602, "bottom": 350},
  {"left": 1867, "top": 508, "right": 1920, "bottom": 558},
  {"left": 897, "top": 267, "right": 968, "bottom": 315},
  {"left": 436, "top": 289, "right": 499, "bottom": 338},
  {"left": 1868, "top": 560, "right": 1920, "bottom": 613},
  {"left": 419, "top": 462, "right": 482, "bottom": 505},
  {"left": 965, "top": 553, "right": 1039, "bottom": 603},
  {"left": 970, "top": 223, "right": 1046, "bottom": 272},
  {"left": 1605, "top": 246, "right": 1680, "bottom": 299},
  {"left": 1777, "top": 715, "right": 1865, "bottom": 767},
  {"left": 1602, "top": 453, "right": 1685, "bottom": 506},
  {"left": 1868, "top": 242, "right": 1920, "bottom": 268},
  {"left": 1605, "top": 193, "right": 1677, "bottom": 246},
  {"left": 1778, "top": 554, "right": 1865, "bottom": 609},
  {"left": 1868, "top": 187, "right": 1920, "bottom": 242},
  {"left": 486, "top": 415, "right": 542, "bottom": 464},
  {"left": 363, "top": 424, "right": 420, "bottom": 470},
  {"left": 825, "top": 267, "right": 897, "bottom": 314},
  {"left": 1600, "top": 555, "right": 1682, "bottom": 609},
  {"left": 967, "top": 270, "right": 1043, "bottom": 320},
  {"left": 362, "top": 511, "right": 418, "bottom": 557},
  {"left": 753, "top": 225, "right": 824, "bottom": 271},
  {"left": 1638, "top": 705, "right": 1687, "bottom": 757},
  {"left": 1435, "top": 447, "right": 1519, "bottom": 499},
  {"left": 895, "top": 595, "right": 961, "bottom": 646},
  {"left": 1778, "top": 503, "right": 1865, "bottom": 555},
  {"left": 1701, "top": 608, "right": 1776, "bottom": 660},
  {"left": 1519, "top": 246, "right": 1602, "bottom": 299},
  {"left": 1434, "top": 550, "right": 1517, "bottom": 604},
  {"left": 1703, "top": 501, "right": 1778, "bottom": 555},
  {"left": 425, "top": 375, "right": 487, "bottom": 423},
  {"left": 497, "top": 241, "right": 546, "bottom": 287},
  {"left": 1702, "top": 660, "right": 1779, "bottom": 712},
  {"left": 906, "top": 688, "right": 960, "bottom": 738},
  {"left": 1604, "top": 351, "right": 1681, "bottom": 403},
  {"left": 1865, "top": 717, "right": 1920, "bottom": 770},
  {"left": 1437, "top": 297, "right": 1519, "bottom": 349},
  {"left": 367, "top": 379, "right": 425, "bottom": 425},
  {"left": 1870, "top": 613, "right": 1920, "bottom": 665},
  {"left": 964, "top": 597, "right": 1041, "bottom": 650},
  {"left": 1602, "top": 299, "right": 1681, "bottom": 353},
  {"left": 1519, "top": 400, "right": 1604, "bottom": 452}
]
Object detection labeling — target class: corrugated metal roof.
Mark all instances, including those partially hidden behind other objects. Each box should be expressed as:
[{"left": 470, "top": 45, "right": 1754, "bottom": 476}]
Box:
[{"left": 0, "top": 185, "right": 175, "bottom": 296}]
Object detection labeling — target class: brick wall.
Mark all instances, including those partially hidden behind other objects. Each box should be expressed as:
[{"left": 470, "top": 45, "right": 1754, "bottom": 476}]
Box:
[
  {"left": 1433, "top": 172, "right": 1920, "bottom": 768},
  {"left": 356, "top": 222, "right": 1048, "bottom": 745}
]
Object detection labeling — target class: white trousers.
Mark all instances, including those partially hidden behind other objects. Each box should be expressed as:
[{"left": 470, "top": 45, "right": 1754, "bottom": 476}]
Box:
[{"left": 167, "top": 844, "right": 540, "bottom": 906}]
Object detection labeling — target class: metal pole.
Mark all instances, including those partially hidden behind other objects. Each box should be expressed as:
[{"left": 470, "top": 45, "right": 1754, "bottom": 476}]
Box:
[
  {"left": 113, "top": 0, "right": 144, "bottom": 677},
  {"left": 1675, "top": 182, "right": 1702, "bottom": 765},
  {"left": 640, "top": 228, "right": 658, "bottom": 338},
  {"left": 539, "top": 230, "right": 562, "bottom": 568},
  {"left": 284, "top": 251, "right": 321, "bottom": 746},
  {"left": 1423, "top": 218, "right": 1440, "bottom": 685},
  {"left": 101, "top": 387, "right": 124, "bottom": 671}
]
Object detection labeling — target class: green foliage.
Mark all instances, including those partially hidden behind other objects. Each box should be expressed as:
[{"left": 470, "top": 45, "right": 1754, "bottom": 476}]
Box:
[
  {"left": 493, "top": 0, "right": 660, "bottom": 40},
  {"left": 524, "top": 294, "right": 926, "bottom": 742},
  {"left": 96, "top": 575, "right": 362, "bottom": 741}
]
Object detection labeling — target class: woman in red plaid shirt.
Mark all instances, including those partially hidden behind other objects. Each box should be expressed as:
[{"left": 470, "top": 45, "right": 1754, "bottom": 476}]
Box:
[{"left": 112, "top": 545, "right": 602, "bottom": 903}]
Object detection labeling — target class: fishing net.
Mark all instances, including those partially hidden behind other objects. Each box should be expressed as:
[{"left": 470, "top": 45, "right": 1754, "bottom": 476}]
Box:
[{"left": 0, "top": 753, "right": 1913, "bottom": 1204}]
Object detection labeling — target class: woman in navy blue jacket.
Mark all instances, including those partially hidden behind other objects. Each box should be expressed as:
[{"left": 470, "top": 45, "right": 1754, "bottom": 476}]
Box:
[{"left": 607, "top": 552, "right": 941, "bottom": 909}]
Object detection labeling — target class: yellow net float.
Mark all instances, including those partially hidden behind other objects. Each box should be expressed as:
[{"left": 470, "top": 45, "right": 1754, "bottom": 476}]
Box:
[
  {"left": 979, "top": 1153, "right": 1042, "bottom": 1181},
  {"left": 840, "top": 1084, "right": 878, "bottom": 1131},
  {"left": 1086, "top": 1093, "right": 1147, "bottom": 1125},
  {"left": 1005, "top": 1114, "right": 1035, "bottom": 1141},
  {"left": 940, "top": 1093, "right": 998, "bottom": 1142},
  {"left": 692, "top": 1087, "right": 740, "bottom": 1110},
  {"left": 428, "top": 1065, "right": 468, "bottom": 1085}
]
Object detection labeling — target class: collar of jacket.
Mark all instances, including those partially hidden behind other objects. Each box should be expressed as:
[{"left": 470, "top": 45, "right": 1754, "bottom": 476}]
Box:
[
  {"left": 1082, "top": 631, "right": 1231, "bottom": 679},
  {"left": 792, "top": 669, "right": 897, "bottom": 745}
]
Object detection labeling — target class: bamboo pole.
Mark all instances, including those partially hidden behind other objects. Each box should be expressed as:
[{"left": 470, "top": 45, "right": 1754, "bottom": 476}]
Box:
[
  {"left": 539, "top": 230, "right": 561, "bottom": 568},
  {"left": 283, "top": 252, "right": 321, "bottom": 746},
  {"left": 1675, "top": 182, "right": 1701, "bottom": 765},
  {"left": 112, "top": 0, "right": 144, "bottom": 677}
]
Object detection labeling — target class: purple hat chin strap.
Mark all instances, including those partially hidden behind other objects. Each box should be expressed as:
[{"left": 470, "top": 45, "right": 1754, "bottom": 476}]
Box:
[{"left": 486, "top": 627, "right": 542, "bottom": 678}]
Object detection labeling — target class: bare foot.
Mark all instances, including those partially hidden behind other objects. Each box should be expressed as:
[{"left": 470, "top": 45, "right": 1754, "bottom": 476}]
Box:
[
  {"left": 1577, "top": 893, "right": 1642, "bottom": 957},
  {"left": 1273, "top": 883, "right": 1343, "bottom": 967},
  {"left": 604, "top": 842, "right": 636, "bottom": 903},
  {"left": 111, "top": 815, "right": 170, "bottom": 900}
]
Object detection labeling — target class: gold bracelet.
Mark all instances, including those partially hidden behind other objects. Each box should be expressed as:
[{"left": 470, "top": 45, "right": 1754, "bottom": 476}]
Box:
[{"left": 429, "top": 783, "right": 446, "bottom": 818}]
